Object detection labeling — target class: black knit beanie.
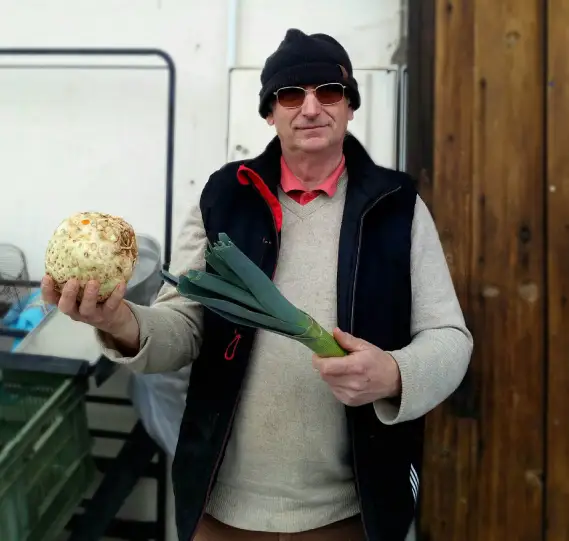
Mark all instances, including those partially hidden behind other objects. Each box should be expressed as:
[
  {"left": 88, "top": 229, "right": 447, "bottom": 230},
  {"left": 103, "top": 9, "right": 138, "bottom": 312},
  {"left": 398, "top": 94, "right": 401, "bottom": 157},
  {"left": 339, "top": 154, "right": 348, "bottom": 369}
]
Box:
[{"left": 258, "top": 28, "right": 361, "bottom": 118}]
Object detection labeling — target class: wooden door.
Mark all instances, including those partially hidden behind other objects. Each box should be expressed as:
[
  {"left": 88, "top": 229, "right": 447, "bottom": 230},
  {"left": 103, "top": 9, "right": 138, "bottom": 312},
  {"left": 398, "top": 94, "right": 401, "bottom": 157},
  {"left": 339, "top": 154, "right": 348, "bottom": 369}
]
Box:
[
  {"left": 546, "top": 0, "right": 569, "bottom": 538},
  {"left": 407, "top": 0, "right": 550, "bottom": 539}
]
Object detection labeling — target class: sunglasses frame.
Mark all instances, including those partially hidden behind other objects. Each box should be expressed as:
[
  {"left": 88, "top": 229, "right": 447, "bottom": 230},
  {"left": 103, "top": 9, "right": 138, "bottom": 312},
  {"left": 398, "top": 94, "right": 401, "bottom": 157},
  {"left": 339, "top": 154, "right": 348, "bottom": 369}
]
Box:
[{"left": 273, "top": 82, "right": 347, "bottom": 109}]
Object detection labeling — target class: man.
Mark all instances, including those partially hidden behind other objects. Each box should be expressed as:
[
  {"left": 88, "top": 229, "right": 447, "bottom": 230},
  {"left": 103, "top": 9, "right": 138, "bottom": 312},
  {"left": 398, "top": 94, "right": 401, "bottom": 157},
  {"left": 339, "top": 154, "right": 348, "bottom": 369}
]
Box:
[{"left": 42, "top": 29, "right": 473, "bottom": 541}]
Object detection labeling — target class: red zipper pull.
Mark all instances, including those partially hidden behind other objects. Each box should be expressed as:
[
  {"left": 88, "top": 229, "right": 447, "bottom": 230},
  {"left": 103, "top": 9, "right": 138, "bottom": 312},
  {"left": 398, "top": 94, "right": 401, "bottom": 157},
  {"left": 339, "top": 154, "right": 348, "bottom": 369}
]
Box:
[{"left": 224, "top": 331, "right": 242, "bottom": 360}]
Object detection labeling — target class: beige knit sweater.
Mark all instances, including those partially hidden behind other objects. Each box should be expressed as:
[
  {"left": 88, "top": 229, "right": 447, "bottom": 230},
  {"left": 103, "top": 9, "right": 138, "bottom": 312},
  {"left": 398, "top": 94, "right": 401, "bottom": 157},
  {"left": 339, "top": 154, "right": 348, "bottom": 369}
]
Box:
[{"left": 97, "top": 173, "right": 473, "bottom": 533}]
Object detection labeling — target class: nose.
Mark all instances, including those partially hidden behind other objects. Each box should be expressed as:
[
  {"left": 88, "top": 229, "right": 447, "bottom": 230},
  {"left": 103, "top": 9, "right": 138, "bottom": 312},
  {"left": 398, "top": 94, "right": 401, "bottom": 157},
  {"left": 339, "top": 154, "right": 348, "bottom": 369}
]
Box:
[{"left": 301, "top": 91, "right": 321, "bottom": 117}]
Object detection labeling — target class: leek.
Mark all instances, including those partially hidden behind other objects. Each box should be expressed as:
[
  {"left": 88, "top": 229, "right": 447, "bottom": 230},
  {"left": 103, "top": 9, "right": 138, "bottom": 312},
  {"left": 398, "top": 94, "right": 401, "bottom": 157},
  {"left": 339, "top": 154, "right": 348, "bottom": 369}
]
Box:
[{"left": 162, "top": 233, "right": 345, "bottom": 358}]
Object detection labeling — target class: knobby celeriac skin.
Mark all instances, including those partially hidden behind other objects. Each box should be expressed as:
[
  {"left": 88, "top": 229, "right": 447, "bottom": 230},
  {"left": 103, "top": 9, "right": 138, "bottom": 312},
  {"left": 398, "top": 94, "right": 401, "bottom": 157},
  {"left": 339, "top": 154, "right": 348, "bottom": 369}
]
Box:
[{"left": 44, "top": 211, "right": 138, "bottom": 302}]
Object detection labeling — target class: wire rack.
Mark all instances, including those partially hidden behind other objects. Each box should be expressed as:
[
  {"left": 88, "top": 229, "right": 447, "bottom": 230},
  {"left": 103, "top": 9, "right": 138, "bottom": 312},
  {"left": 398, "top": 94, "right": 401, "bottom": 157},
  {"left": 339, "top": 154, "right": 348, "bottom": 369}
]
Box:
[
  {"left": 0, "top": 47, "right": 174, "bottom": 540},
  {"left": 0, "top": 244, "right": 34, "bottom": 319}
]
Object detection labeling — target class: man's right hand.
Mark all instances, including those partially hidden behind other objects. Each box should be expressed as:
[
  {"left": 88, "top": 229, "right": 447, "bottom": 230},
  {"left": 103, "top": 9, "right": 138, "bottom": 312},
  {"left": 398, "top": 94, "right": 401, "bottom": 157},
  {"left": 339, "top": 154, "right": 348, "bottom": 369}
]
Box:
[{"left": 41, "top": 275, "right": 141, "bottom": 353}]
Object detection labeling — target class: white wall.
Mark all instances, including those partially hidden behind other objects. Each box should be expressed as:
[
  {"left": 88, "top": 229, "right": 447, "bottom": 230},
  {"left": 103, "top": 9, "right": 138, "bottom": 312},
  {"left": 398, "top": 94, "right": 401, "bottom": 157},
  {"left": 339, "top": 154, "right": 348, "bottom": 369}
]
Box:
[
  {"left": 236, "top": 0, "right": 403, "bottom": 68},
  {"left": 0, "top": 0, "right": 405, "bottom": 268},
  {"left": 0, "top": 0, "right": 231, "bottom": 277},
  {"left": 0, "top": 1, "right": 406, "bottom": 539}
]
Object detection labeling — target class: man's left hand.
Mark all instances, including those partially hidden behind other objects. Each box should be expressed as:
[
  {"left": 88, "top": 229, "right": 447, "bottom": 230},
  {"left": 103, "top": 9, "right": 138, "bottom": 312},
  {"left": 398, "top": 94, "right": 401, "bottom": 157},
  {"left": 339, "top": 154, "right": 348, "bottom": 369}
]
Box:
[{"left": 312, "top": 328, "right": 402, "bottom": 407}]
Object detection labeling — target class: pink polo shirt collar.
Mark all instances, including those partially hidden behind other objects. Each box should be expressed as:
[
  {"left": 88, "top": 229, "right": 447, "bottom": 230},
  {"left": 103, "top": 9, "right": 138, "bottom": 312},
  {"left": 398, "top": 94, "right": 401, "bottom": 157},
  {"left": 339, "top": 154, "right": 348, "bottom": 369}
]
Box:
[{"left": 280, "top": 155, "right": 346, "bottom": 205}]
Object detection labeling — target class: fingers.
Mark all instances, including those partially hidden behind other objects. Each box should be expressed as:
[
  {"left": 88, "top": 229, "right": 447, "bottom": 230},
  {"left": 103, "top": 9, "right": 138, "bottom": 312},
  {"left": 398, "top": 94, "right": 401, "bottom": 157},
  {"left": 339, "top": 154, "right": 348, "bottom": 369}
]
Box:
[
  {"left": 57, "top": 279, "right": 81, "bottom": 318},
  {"left": 78, "top": 280, "right": 100, "bottom": 318},
  {"left": 316, "top": 358, "right": 350, "bottom": 376},
  {"left": 332, "top": 327, "right": 369, "bottom": 352},
  {"left": 322, "top": 375, "right": 368, "bottom": 392},
  {"left": 102, "top": 281, "right": 126, "bottom": 315},
  {"left": 312, "top": 354, "right": 366, "bottom": 377},
  {"left": 330, "top": 388, "right": 366, "bottom": 407},
  {"left": 55, "top": 277, "right": 129, "bottom": 332},
  {"left": 40, "top": 275, "right": 61, "bottom": 305}
]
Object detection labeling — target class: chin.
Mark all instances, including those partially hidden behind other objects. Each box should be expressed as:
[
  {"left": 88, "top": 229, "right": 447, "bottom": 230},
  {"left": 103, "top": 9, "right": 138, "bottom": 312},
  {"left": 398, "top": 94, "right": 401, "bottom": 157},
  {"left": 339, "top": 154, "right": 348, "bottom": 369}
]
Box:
[{"left": 296, "top": 136, "right": 331, "bottom": 153}]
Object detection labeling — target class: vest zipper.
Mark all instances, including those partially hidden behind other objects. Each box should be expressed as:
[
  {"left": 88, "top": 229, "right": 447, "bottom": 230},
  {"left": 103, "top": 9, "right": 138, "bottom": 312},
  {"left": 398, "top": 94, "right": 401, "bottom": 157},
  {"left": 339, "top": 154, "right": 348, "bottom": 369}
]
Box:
[
  {"left": 349, "top": 186, "right": 401, "bottom": 334},
  {"left": 220, "top": 186, "right": 281, "bottom": 360},
  {"left": 250, "top": 182, "right": 281, "bottom": 278},
  {"left": 191, "top": 388, "right": 244, "bottom": 540},
  {"left": 349, "top": 185, "right": 401, "bottom": 541},
  {"left": 192, "top": 179, "right": 281, "bottom": 539}
]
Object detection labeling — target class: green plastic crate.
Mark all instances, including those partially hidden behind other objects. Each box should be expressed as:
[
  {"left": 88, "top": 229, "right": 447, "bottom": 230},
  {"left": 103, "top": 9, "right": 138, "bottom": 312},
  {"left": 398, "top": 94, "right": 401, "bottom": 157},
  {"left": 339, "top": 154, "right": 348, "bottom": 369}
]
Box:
[{"left": 0, "top": 371, "right": 96, "bottom": 541}]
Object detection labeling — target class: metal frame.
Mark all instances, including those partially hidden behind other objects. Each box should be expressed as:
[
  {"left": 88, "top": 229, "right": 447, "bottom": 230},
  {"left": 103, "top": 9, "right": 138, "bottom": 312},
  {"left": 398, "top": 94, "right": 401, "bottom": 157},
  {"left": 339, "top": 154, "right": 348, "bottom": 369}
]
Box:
[
  {"left": 0, "top": 47, "right": 177, "bottom": 541},
  {"left": 397, "top": 65, "right": 409, "bottom": 172},
  {"left": 0, "top": 47, "right": 176, "bottom": 270}
]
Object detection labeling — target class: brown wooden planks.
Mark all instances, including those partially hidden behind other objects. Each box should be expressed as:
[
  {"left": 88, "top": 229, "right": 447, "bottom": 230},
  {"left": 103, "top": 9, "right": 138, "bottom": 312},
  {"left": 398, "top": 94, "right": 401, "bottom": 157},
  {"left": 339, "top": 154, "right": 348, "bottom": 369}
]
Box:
[
  {"left": 419, "top": 1, "right": 546, "bottom": 540},
  {"left": 473, "top": 1, "right": 545, "bottom": 538},
  {"left": 418, "top": 0, "right": 479, "bottom": 539},
  {"left": 546, "top": 0, "right": 569, "bottom": 538}
]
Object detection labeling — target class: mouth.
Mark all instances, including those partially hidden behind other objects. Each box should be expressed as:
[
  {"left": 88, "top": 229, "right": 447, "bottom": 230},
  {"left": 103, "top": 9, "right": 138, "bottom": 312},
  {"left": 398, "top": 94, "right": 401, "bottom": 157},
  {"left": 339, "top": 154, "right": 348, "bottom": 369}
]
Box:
[{"left": 296, "top": 125, "right": 327, "bottom": 131}]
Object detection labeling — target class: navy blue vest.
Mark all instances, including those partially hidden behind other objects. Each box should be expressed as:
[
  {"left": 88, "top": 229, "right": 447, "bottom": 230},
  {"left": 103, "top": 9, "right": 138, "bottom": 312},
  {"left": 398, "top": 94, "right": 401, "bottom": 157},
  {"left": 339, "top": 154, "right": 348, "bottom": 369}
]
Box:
[{"left": 171, "top": 135, "right": 424, "bottom": 541}]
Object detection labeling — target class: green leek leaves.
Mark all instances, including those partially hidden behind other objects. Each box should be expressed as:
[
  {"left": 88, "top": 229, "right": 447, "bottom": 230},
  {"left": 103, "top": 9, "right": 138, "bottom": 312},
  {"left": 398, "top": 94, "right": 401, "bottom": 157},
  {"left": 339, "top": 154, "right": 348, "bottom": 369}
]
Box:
[{"left": 162, "top": 233, "right": 345, "bottom": 358}]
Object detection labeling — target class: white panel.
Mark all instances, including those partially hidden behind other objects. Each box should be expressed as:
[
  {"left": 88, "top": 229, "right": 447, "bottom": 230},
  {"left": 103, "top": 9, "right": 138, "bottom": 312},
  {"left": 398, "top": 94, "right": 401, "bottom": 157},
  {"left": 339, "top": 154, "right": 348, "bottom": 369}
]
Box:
[
  {"left": 227, "top": 68, "right": 398, "bottom": 169},
  {"left": 349, "top": 69, "right": 399, "bottom": 168},
  {"left": 0, "top": 58, "right": 170, "bottom": 281},
  {"left": 236, "top": 0, "right": 401, "bottom": 68},
  {"left": 226, "top": 69, "right": 274, "bottom": 161}
]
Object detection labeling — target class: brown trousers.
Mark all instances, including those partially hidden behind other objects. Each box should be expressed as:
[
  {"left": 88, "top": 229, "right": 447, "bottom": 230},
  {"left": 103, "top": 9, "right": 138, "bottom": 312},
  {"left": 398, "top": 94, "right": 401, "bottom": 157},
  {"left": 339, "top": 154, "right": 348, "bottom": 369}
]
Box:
[{"left": 194, "top": 514, "right": 366, "bottom": 541}]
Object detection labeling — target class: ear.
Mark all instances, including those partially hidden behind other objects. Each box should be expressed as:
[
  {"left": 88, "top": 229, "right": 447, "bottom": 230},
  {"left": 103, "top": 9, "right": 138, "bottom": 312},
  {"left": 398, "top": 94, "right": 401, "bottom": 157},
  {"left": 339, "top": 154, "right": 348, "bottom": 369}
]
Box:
[
  {"left": 266, "top": 113, "right": 275, "bottom": 126},
  {"left": 347, "top": 107, "right": 354, "bottom": 121}
]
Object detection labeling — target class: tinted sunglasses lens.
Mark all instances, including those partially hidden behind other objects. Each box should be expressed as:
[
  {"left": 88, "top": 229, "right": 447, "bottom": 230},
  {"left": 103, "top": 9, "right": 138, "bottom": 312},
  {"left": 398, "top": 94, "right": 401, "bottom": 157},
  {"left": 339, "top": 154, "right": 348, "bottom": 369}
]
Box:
[
  {"left": 277, "top": 88, "right": 306, "bottom": 108},
  {"left": 315, "top": 83, "right": 344, "bottom": 105}
]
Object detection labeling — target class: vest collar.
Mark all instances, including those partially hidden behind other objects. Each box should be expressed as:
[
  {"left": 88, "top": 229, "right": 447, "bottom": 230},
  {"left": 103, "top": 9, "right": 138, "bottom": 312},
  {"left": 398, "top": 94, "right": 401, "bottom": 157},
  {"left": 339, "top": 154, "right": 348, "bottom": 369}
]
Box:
[{"left": 240, "top": 133, "right": 403, "bottom": 204}]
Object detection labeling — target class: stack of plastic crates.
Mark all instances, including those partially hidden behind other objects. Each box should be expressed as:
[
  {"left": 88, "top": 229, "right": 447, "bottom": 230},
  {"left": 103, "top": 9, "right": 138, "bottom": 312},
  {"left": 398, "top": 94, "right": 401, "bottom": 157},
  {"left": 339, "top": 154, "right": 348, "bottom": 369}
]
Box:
[{"left": 0, "top": 370, "right": 95, "bottom": 541}]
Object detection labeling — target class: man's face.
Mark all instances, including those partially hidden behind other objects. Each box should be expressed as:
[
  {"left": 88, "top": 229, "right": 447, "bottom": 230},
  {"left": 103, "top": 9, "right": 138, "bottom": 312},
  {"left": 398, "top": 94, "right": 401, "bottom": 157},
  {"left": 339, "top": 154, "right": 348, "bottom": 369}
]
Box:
[{"left": 266, "top": 82, "right": 354, "bottom": 154}]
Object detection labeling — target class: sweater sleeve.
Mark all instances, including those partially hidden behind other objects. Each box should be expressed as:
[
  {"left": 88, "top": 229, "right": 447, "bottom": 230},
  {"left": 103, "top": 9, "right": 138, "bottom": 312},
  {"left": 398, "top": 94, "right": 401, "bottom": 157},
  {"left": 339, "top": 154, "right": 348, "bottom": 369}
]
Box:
[
  {"left": 94, "top": 202, "right": 207, "bottom": 373},
  {"left": 373, "top": 195, "right": 473, "bottom": 424}
]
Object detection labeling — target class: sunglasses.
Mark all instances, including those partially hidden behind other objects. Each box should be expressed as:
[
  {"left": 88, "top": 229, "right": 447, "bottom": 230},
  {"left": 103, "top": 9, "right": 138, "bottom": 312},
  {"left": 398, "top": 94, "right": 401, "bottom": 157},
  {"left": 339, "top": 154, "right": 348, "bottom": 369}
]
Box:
[{"left": 273, "top": 82, "right": 347, "bottom": 109}]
